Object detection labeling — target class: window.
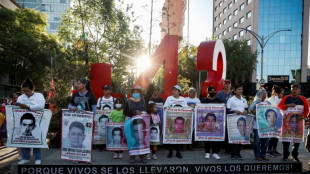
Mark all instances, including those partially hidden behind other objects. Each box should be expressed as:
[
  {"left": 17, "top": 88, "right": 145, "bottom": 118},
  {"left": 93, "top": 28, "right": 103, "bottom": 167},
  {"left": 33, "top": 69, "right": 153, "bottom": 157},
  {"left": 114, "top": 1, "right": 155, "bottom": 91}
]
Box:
[
  {"left": 246, "top": 25, "right": 251, "bottom": 31},
  {"left": 233, "top": 22, "right": 237, "bottom": 28},
  {"left": 218, "top": 33, "right": 222, "bottom": 39},
  {"left": 223, "top": 7, "right": 227, "bottom": 14},
  {"left": 247, "top": 0, "right": 252, "bottom": 4},
  {"left": 234, "top": 9, "right": 238, "bottom": 16},
  {"left": 233, "top": 34, "right": 237, "bottom": 40},
  {"left": 247, "top": 40, "right": 251, "bottom": 45},
  {"left": 223, "top": 18, "right": 227, "bottom": 24},
  {"left": 239, "top": 30, "right": 244, "bottom": 37},
  {"left": 215, "top": 26, "right": 218, "bottom": 31},
  {"left": 219, "top": 1, "right": 223, "bottom": 7},
  {"left": 215, "top": 16, "right": 218, "bottom": 21},
  {"left": 240, "top": 3, "right": 244, "bottom": 10},
  {"left": 219, "top": 12, "right": 223, "bottom": 17},
  {"left": 246, "top": 11, "right": 252, "bottom": 18},
  {"left": 228, "top": 2, "right": 232, "bottom": 9},
  {"left": 60, "top": 0, "right": 66, "bottom": 3},
  {"left": 234, "top": 0, "right": 238, "bottom": 3},
  {"left": 228, "top": 14, "right": 232, "bottom": 20},
  {"left": 239, "top": 16, "right": 244, "bottom": 23},
  {"left": 223, "top": 30, "right": 226, "bottom": 36},
  {"left": 219, "top": 23, "right": 222, "bottom": 28},
  {"left": 215, "top": 6, "right": 218, "bottom": 11},
  {"left": 228, "top": 26, "right": 232, "bottom": 32}
]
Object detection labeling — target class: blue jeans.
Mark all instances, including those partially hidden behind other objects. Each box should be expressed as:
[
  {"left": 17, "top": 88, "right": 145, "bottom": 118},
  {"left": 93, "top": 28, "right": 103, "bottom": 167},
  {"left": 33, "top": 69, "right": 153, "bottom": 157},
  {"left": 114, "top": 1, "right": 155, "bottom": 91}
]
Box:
[
  {"left": 22, "top": 148, "right": 41, "bottom": 160},
  {"left": 253, "top": 129, "right": 269, "bottom": 157}
]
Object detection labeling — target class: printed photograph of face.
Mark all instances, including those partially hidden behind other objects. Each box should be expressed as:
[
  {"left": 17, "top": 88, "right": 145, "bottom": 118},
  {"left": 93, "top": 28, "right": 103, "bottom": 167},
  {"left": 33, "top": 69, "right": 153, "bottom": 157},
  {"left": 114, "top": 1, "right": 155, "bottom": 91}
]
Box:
[
  {"left": 112, "top": 127, "right": 123, "bottom": 146},
  {"left": 20, "top": 113, "right": 36, "bottom": 136},
  {"left": 174, "top": 117, "right": 185, "bottom": 133},
  {"left": 68, "top": 121, "right": 86, "bottom": 148},
  {"left": 150, "top": 127, "right": 159, "bottom": 141},
  {"left": 133, "top": 118, "right": 146, "bottom": 148},
  {"left": 288, "top": 114, "right": 297, "bottom": 132},
  {"left": 265, "top": 109, "right": 277, "bottom": 128},
  {"left": 204, "top": 113, "right": 216, "bottom": 131},
  {"left": 237, "top": 117, "right": 246, "bottom": 137}
]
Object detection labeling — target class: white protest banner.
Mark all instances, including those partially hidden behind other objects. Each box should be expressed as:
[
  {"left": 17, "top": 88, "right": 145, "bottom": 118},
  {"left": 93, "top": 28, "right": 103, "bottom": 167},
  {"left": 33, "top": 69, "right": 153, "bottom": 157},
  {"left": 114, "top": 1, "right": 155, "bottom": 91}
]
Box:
[
  {"left": 227, "top": 114, "right": 253, "bottom": 144},
  {"left": 195, "top": 104, "right": 225, "bottom": 141},
  {"left": 60, "top": 110, "right": 94, "bottom": 162},
  {"left": 93, "top": 110, "right": 110, "bottom": 144},
  {"left": 6, "top": 105, "right": 52, "bottom": 148},
  {"left": 106, "top": 122, "right": 128, "bottom": 151},
  {"left": 163, "top": 107, "right": 193, "bottom": 144}
]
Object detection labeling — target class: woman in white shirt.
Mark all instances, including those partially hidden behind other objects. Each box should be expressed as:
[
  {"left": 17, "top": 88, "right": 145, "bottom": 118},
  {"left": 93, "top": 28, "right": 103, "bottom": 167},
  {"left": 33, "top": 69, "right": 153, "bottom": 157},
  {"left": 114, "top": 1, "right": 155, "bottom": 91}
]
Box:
[
  {"left": 267, "top": 85, "right": 284, "bottom": 156},
  {"left": 15, "top": 79, "right": 45, "bottom": 165}
]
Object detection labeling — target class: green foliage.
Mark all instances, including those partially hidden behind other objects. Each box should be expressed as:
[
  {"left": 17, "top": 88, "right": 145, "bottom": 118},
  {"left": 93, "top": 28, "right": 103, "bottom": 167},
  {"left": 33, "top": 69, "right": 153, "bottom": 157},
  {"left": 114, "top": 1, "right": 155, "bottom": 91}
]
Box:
[
  {"left": 0, "top": 8, "right": 62, "bottom": 87},
  {"left": 223, "top": 39, "right": 257, "bottom": 84}
]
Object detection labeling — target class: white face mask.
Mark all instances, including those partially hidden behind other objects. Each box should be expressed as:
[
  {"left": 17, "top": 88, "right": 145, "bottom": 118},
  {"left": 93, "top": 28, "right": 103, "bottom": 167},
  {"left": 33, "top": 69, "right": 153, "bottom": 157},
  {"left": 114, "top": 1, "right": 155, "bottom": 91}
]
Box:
[{"left": 115, "top": 104, "right": 122, "bottom": 109}]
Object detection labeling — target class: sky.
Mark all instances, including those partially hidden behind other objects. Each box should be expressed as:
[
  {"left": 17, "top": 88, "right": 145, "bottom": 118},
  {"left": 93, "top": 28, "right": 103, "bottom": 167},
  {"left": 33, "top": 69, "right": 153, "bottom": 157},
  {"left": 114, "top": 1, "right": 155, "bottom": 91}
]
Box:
[{"left": 119, "top": 0, "right": 213, "bottom": 47}]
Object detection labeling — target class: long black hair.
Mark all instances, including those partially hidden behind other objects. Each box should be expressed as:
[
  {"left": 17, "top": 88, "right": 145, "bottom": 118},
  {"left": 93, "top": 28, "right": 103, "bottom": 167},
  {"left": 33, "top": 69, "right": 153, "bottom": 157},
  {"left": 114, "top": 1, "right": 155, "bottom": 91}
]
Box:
[
  {"left": 21, "top": 79, "right": 34, "bottom": 90},
  {"left": 78, "top": 78, "right": 92, "bottom": 92}
]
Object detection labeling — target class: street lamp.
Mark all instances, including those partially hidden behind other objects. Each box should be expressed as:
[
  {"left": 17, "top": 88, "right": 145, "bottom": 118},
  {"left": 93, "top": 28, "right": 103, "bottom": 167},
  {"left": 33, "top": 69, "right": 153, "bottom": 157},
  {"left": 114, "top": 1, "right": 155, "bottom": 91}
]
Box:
[{"left": 234, "top": 27, "right": 292, "bottom": 81}]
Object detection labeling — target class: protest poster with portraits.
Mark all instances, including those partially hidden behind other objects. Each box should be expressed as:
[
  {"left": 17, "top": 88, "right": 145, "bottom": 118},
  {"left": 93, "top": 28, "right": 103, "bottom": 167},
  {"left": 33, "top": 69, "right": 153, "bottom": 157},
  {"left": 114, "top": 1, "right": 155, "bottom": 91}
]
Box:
[
  {"left": 5, "top": 105, "right": 52, "bottom": 148},
  {"left": 195, "top": 104, "right": 225, "bottom": 141},
  {"left": 124, "top": 114, "right": 151, "bottom": 155},
  {"left": 227, "top": 114, "right": 254, "bottom": 144},
  {"left": 163, "top": 107, "right": 193, "bottom": 144},
  {"left": 256, "top": 105, "right": 283, "bottom": 138},
  {"left": 150, "top": 125, "right": 160, "bottom": 145},
  {"left": 156, "top": 103, "right": 164, "bottom": 130},
  {"left": 61, "top": 110, "right": 94, "bottom": 162},
  {"left": 93, "top": 110, "right": 111, "bottom": 144},
  {"left": 281, "top": 106, "right": 304, "bottom": 143},
  {"left": 106, "top": 122, "right": 128, "bottom": 151}
]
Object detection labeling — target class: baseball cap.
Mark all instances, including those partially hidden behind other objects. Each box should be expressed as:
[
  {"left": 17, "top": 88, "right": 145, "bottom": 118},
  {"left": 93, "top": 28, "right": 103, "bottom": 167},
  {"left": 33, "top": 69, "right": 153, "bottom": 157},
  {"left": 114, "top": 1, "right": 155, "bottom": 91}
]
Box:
[
  {"left": 208, "top": 86, "right": 216, "bottom": 92},
  {"left": 291, "top": 83, "right": 301, "bottom": 89},
  {"left": 224, "top": 79, "right": 231, "bottom": 83},
  {"left": 102, "top": 85, "right": 112, "bottom": 90},
  {"left": 172, "top": 85, "right": 181, "bottom": 92}
]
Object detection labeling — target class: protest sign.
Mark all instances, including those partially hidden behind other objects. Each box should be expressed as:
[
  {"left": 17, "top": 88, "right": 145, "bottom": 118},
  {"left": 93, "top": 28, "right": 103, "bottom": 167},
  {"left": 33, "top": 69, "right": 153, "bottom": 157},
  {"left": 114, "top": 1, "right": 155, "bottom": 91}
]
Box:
[
  {"left": 256, "top": 105, "right": 282, "bottom": 138},
  {"left": 106, "top": 122, "right": 128, "bottom": 151},
  {"left": 163, "top": 107, "right": 193, "bottom": 144},
  {"left": 156, "top": 103, "right": 164, "bottom": 130},
  {"left": 227, "top": 114, "right": 253, "bottom": 144},
  {"left": 150, "top": 125, "right": 160, "bottom": 145},
  {"left": 93, "top": 110, "right": 111, "bottom": 144},
  {"left": 6, "top": 105, "right": 52, "bottom": 148},
  {"left": 195, "top": 104, "right": 225, "bottom": 141},
  {"left": 124, "top": 114, "right": 151, "bottom": 155},
  {"left": 61, "top": 110, "right": 94, "bottom": 162},
  {"left": 281, "top": 106, "right": 304, "bottom": 143}
]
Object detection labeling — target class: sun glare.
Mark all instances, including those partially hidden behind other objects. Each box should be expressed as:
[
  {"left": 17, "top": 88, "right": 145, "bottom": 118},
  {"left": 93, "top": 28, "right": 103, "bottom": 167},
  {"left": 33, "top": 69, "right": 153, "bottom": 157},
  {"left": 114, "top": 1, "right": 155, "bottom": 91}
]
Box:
[{"left": 136, "top": 55, "right": 150, "bottom": 73}]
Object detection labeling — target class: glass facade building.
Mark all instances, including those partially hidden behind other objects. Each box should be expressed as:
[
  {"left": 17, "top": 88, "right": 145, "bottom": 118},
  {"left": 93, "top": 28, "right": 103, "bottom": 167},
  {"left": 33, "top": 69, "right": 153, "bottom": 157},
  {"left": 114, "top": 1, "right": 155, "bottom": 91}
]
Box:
[
  {"left": 257, "top": 0, "right": 303, "bottom": 83},
  {"left": 16, "top": 0, "right": 70, "bottom": 33}
]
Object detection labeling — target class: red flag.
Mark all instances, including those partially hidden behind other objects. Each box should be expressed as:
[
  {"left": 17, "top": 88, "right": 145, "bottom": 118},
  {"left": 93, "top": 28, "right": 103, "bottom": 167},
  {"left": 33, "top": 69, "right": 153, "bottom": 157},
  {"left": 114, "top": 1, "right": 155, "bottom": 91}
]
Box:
[{"left": 48, "top": 79, "right": 56, "bottom": 100}]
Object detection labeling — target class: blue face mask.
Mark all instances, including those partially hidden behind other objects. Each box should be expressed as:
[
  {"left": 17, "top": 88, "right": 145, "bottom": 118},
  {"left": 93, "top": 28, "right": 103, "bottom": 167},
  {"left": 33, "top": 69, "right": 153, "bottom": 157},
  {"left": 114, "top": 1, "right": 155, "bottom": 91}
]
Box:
[{"left": 132, "top": 93, "right": 140, "bottom": 99}]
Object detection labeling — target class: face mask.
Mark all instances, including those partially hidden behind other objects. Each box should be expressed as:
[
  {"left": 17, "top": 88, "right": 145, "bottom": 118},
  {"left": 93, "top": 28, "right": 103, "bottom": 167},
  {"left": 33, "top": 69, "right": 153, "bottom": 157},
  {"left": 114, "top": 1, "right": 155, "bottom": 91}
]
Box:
[
  {"left": 115, "top": 104, "right": 122, "bottom": 108},
  {"left": 209, "top": 92, "right": 216, "bottom": 98},
  {"left": 132, "top": 93, "right": 140, "bottom": 99}
]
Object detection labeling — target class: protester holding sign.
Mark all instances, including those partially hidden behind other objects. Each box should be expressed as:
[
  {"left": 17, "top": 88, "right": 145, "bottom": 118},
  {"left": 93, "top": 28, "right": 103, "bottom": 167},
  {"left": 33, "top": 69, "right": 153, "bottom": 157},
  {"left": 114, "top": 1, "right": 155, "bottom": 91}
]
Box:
[
  {"left": 201, "top": 86, "right": 222, "bottom": 160},
  {"left": 109, "top": 98, "right": 126, "bottom": 159},
  {"left": 123, "top": 85, "right": 147, "bottom": 163},
  {"left": 267, "top": 85, "right": 284, "bottom": 156},
  {"left": 97, "top": 85, "right": 115, "bottom": 110},
  {"left": 278, "top": 83, "right": 309, "bottom": 162},
  {"left": 15, "top": 79, "right": 45, "bottom": 165},
  {"left": 146, "top": 103, "right": 161, "bottom": 160},
  {"left": 164, "top": 85, "right": 187, "bottom": 159},
  {"left": 148, "top": 85, "right": 165, "bottom": 104},
  {"left": 249, "top": 88, "right": 271, "bottom": 161},
  {"left": 226, "top": 84, "right": 248, "bottom": 160}
]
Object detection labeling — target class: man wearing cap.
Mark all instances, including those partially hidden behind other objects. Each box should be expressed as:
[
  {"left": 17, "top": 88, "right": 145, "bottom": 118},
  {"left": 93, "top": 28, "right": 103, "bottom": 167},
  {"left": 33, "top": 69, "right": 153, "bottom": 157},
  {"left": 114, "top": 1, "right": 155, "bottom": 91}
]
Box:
[
  {"left": 164, "top": 85, "right": 187, "bottom": 159},
  {"left": 97, "top": 85, "right": 115, "bottom": 110},
  {"left": 216, "top": 79, "right": 233, "bottom": 104},
  {"left": 278, "top": 83, "right": 309, "bottom": 162}
]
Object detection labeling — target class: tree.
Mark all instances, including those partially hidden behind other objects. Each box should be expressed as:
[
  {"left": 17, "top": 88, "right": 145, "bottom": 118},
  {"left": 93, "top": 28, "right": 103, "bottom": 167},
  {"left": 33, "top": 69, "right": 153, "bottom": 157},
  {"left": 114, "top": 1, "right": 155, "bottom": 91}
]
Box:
[
  {"left": 57, "top": 0, "right": 145, "bottom": 93},
  {"left": 0, "top": 8, "right": 63, "bottom": 87},
  {"left": 223, "top": 39, "right": 257, "bottom": 84}
]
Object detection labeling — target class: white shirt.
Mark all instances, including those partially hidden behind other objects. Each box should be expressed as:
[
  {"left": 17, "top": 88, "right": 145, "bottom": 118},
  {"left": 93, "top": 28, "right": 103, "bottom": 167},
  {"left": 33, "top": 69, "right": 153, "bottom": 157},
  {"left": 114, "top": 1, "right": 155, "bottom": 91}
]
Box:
[
  {"left": 97, "top": 96, "right": 114, "bottom": 110},
  {"left": 17, "top": 93, "right": 45, "bottom": 111},
  {"left": 268, "top": 96, "right": 281, "bottom": 107},
  {"left": 185, "top": 97, "right": 201, "bottom": 108},
  {"left": 226, "top": 95, "right": 248, "bottom": 113},
  {"left": 164, "top": 96, "right": 187, "bottom": 108}
]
